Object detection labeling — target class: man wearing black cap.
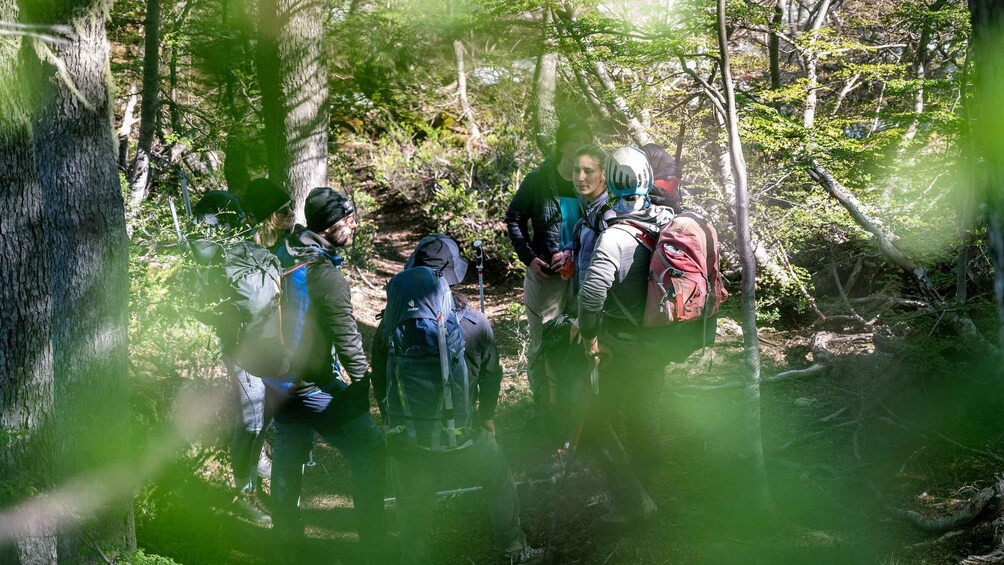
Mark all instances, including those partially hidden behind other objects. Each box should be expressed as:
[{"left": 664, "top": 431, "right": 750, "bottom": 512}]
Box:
[
  {"left": 371, "top": 234, "right": 549, "bottom": 565},
  {"left": 268, "top": 186, "right": 386, "bottom": 561}
]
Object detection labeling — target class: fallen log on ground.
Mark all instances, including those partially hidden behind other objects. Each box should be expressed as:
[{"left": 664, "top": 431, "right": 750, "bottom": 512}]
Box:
[{"left": 961, "top": 476, "right": 1004, "bottom": 564}]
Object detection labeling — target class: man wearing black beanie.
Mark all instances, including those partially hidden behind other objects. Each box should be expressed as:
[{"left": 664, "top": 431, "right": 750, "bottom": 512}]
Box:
[{"left": 268, "top": 187, "right": 386, "bottom": 561}]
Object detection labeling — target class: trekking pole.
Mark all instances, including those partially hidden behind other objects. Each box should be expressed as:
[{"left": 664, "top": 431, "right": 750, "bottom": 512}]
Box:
[
  {"left": 473, "top": 240, "right": 485, "bottom": 313},
  {"left": 179, "top": 167, "right": 192, "bottom": 219},
  {"left": 544, "top": 355, "right": 600, "bottom": 561},
  {"left": 168, "top": 198, "right": 185, "bottom": 246}
]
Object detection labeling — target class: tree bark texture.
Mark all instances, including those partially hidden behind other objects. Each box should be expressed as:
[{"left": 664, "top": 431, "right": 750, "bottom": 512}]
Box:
[
  {"left": 0, "top": 0, "right": 56, "bottom": 559},
  {"left": 969, "top": 0, "right": 1004, "bottom": 353},
  {"left": 531, "top": 9, "right": 558, "bottom": 157},
  {"left": 531, "top": 51, "right": 558, "bottom": 156},
  {"left": 769, "top": 0, "right": 783, "bottom": 91},
  {"left": 128, "top": 0, "right": 162, "bottom": 210},
  {"left": 257, "top": 0, "right": 328, "bottom": 225},
  {"left": 716, "top": 0, "right": 771, "bottom": 510},
  {"left": 117, "top": 83, "right": 138, "bottom": 170},
  {"left": 802, "top": 0, "right": 832, "bottom": 129},
  {"left": 453, "top": 39, "right": 482, "bottom": 151},
  {"left": 0, "top": 0, "right": 134, "bottom": 559}
]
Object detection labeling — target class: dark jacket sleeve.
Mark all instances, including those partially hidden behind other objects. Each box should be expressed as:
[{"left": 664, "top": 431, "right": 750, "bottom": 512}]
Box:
[
  {"left": 505, "top": 174, "right": 537, "bottom": 267},
  {"left": 371, "top": 320, "right": 388, "bottom": 411},
  {"left": 308, "top": 262, "right": 369, "bottom": 381},
  {"left": 475, "top": 320, "right": 502, "bottom": 420}
]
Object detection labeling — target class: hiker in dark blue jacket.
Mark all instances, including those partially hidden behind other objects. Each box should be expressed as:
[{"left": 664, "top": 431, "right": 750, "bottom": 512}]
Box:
[
  {"left": 371, "top": 235, "right": 549, "bottom": 565},
  {"left": 268, "top": 187, "right": 386, "bottom": 561}
]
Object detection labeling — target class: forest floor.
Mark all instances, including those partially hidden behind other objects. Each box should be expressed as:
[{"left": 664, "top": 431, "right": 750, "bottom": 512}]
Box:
[{"left": 138, "top": 184, "right": 1004, "bottom": 565}]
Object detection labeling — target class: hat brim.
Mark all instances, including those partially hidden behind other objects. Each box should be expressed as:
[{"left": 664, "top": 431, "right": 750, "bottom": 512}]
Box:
[{"left": 405, "top": 235, "right": 469, "bottom": 286}]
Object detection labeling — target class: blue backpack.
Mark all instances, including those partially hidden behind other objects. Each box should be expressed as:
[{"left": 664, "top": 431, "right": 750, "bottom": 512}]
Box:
[{"left": 383, "top": 266, "right": 473, "bottom": 451}]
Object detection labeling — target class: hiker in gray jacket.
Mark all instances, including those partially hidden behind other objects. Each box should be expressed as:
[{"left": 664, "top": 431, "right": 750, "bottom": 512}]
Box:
[{"left": 576, "top": 146, "right": 675, "bottom": 525}]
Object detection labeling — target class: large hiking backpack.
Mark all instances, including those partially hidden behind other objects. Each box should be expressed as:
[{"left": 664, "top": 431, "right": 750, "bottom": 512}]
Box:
[
  {"left": 382, "top": 266, "right": 473, "bottom": 452},
  {"left": 613, "top": 212, "right": 728, "bottom": 328},
  {"left": 189, "top": 239, "right": 314, "bottom": 391}
]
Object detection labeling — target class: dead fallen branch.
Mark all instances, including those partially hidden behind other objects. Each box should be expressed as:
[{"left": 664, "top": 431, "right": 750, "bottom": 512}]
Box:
[
  {"left": 352, "top": 265, "right": 380, "bottom": 290},
  {"left": 886, "top": 488, "right": 994, "bottom": 532},
  {"left": 904, "top": 522, "right": 991, "bottom": 551},
  {"left": 961, "top": 476, "right": 1004, "bottom": 564},
  {"left": 806, "top": 160, "right": 996, "bottom": 356}
]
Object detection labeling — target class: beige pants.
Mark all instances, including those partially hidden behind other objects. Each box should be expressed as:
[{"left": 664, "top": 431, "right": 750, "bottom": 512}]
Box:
[{"left": 523, "top": 268, "right": 569, "bottom": 411}]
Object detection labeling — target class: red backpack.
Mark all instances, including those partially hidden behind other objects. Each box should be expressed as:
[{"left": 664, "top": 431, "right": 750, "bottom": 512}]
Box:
[{"left": 612, "top": 212, "right": 728, "bottom": 327}]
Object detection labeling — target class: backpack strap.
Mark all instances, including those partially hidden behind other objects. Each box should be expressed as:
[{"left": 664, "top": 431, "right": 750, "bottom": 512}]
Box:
[
  {"left": 604, "top": 222, "right": 658, "bottom": 327},
  {"left": 609, "top": 221, "right": 656, "bottom": 252},
  {"left": 435, "top": 281, "right": 458, "bottom": 450}
]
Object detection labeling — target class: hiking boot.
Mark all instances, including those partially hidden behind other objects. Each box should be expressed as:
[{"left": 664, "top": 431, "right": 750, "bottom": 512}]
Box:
[
  {"left": 598, "top": 500, "right": 657, "bottom": 526},
  {"left": 505, "top": 545, "right": 554, "bottom": 565},
  {"left": 257, "top": 454, "right": 272, "bottom": 479},
  {"left": 235, "top": 493, "right": 272, "bottom": 525}
]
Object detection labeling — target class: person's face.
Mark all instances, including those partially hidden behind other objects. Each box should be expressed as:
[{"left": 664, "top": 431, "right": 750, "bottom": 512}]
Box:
[
  {"left": 321, "top": 214, "right": 357, "bottom": 247},
  {"left": 573, "top": 154, "right": 606, "bottom": 202},
  {"left": 557, "top": 137, "right": 589, "bottom": 181},
  {"left": 273, "top": 203, "right": 295, "bottom": 230}
]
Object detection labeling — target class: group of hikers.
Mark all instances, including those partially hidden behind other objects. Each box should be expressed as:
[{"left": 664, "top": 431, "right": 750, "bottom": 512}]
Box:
[{"left": 189, "top": 119, "right": 722, "bottom": 564}]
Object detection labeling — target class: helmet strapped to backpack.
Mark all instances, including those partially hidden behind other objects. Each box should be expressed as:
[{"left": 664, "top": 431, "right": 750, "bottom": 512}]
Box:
[{"left": 605, "top": 146, "right": 653, "bottom": 199}]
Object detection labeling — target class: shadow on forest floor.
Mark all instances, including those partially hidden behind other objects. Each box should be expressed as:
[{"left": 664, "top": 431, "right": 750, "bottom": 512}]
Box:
[{"left": 135, "top": 305, "right": 1004, "bottom": 565}]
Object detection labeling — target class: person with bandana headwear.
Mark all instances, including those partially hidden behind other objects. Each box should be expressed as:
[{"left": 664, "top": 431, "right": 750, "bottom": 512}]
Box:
[{"left": 575, "top": 146, "right": 678, "bottom": 525}]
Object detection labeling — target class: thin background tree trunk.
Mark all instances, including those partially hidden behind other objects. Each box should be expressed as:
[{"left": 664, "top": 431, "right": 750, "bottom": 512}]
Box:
[
  {"left": 769, "top": 0, "right": 783, "bottom": 92},
  {"left": 802, "top": 0, "right": 832, "bottom": 129},
  {"left": 715, "top": 0, "right": 772, "bottom": 510},
  {"left": 221, "top": 0, "right": 252, "bottom": 194},
  {"left": 117, "top": 83, "right": 138, "bottom": 170},
  {"left": 453, "top": 39, "right": 482, "bottom": 151},
  {"left": 128, "top": 0, "right": 162, "bottom": 210}
]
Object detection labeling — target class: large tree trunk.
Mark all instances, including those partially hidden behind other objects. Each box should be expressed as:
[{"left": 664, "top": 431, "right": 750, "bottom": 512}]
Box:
[
  {"left": 0, "top": 0, "right": 55, "bottom": 560},
  {"left": 716, "top": 0, "right": 772, "bottom": 511},
  {"left": 128, "top": 0, "right": 161, "bottom": 211},
  {"left": 0, "top": 0, "right": 133, "bottom": 560},
  {"left": 256, "top": 0, "right": 328, "bottom": 224}
]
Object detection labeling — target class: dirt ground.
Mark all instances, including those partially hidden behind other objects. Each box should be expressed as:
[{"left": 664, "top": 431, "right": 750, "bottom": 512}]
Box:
[{"left": 141, "top": 188, "right": 1004, "bottom": 565}]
